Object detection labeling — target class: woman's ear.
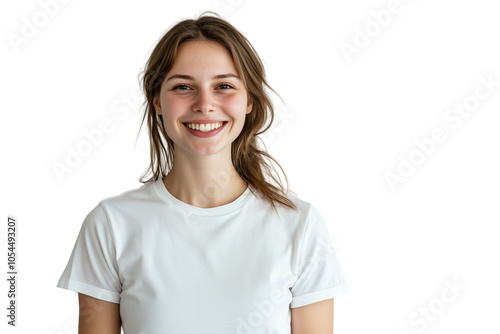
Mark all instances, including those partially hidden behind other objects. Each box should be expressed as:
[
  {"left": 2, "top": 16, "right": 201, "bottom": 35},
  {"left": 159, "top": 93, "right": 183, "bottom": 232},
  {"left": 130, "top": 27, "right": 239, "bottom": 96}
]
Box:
[
  {"left": 153, "top": 95, "right": 162, "bottom": 115},
  {"left": 246, "top": 95, "right": 253, "bottom": 114}
]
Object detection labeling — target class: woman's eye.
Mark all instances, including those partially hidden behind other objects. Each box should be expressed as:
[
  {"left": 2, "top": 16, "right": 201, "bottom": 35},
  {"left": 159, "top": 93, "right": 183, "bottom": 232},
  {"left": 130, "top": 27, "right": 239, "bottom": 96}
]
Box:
[
  {"left": 217, "top": 84, "right": 233, "bottom": 90},
  {"left": 173, "top": 84, "right": 191, "bottom": 90}
]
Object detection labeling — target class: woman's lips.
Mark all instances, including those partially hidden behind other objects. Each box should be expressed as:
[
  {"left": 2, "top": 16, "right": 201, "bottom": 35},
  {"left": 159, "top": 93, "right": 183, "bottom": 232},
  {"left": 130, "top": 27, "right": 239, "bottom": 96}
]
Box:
[{"left": 183, "top": 121, "right": 228, "bottom": 137}]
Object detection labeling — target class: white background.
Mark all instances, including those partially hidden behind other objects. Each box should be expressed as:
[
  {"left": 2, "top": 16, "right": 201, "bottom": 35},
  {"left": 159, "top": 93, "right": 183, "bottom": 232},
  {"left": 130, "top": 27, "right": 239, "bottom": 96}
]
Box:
[{"left": 1, "top": 0, "right": 499, "bottom": 333}]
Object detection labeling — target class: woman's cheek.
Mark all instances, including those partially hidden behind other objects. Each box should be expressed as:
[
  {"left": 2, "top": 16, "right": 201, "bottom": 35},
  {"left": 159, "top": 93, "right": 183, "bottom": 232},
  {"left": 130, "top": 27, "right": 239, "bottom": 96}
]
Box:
[
  {"left": 164, "top": 96, "right": 187, "bottom": 116},
  {"left": 223, "top": 94, "right": 248, "bottom": 117}
]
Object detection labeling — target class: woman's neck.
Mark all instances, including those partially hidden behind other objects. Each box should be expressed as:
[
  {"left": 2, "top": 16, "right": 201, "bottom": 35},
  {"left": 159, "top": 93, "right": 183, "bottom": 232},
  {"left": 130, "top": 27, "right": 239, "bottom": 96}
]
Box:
[{"left": 162, "top": 148, "right": 248, "bottom": 208}]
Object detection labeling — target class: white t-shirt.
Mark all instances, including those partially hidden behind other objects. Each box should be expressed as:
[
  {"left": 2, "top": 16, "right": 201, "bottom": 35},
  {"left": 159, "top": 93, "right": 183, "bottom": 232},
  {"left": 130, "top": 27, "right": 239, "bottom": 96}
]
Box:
[{"left": 57, "top": 178, "right": 347, "bottom": 333}]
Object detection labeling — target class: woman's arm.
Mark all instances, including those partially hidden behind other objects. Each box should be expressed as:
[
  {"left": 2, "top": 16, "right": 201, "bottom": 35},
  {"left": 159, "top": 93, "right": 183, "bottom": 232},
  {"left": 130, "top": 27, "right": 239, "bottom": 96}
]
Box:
[
  {"left": 78, "top": 293, "right": 121, "bottom": 334},
  {"left": 291, "top": 298, "right": 334, "bottom": 334}
]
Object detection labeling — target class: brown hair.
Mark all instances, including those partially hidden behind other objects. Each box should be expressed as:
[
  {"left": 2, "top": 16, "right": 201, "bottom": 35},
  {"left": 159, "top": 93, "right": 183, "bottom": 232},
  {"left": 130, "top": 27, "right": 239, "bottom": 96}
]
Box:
[{"left": 136, "top": 11, "right": 297, "bottom": 212}]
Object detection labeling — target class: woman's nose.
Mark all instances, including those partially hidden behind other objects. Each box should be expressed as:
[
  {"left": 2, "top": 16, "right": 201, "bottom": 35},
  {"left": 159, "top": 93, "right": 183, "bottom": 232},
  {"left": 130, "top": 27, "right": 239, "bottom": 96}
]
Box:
[{"left": 192, "top": 88, "right": 215, "bottom": 114}]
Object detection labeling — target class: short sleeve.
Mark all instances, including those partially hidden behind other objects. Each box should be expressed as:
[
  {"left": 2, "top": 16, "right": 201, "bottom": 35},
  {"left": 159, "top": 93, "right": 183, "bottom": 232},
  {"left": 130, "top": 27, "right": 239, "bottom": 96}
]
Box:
[
  {"left": 57, "top": 203, "right": 121, "bottom": 303},
  {"left": 290, "top": 205, "right": 348, "bottom": 308}
]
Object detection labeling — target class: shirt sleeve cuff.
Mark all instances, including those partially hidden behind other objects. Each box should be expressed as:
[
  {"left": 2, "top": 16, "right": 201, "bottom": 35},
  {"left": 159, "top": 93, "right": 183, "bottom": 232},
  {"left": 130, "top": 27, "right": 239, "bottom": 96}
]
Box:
[
  {"left": 57, "top": 277, "right": 120, "bottom": 304},
  {"left": 290, "top": 282, "right": 348, "bottom": 308}
]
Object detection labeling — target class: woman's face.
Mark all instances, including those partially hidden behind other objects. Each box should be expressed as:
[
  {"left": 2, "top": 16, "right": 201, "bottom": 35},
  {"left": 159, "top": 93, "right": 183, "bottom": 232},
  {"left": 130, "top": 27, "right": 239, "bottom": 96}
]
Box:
[{"left": 153, "top": 40, "right": 253, "bottom": 157}]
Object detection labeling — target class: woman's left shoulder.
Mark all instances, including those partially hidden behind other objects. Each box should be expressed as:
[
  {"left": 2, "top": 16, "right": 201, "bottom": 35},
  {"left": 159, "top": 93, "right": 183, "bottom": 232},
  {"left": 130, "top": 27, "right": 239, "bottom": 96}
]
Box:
[{"left": 277, "top": 192, "right": 321, "bottom": 222}]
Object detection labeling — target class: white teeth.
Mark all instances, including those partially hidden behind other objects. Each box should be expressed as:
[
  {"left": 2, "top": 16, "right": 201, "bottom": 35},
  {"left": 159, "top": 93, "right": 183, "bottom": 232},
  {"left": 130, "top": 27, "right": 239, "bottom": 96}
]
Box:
[{"left": 185, "top": 122, "right": 224, "bottom": 132}]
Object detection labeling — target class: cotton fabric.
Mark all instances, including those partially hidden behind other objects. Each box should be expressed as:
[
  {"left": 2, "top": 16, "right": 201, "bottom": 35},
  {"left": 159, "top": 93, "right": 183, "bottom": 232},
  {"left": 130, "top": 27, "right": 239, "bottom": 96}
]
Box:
[{"left": 57, "top": 178, "right": 347, "bottom": 333}]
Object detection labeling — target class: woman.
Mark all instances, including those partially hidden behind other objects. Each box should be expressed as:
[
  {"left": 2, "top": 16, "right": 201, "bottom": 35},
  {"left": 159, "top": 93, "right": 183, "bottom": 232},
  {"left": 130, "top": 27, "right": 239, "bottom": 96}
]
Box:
[{"left": 57, "top": 11, "right": 348, "bottom": 333}]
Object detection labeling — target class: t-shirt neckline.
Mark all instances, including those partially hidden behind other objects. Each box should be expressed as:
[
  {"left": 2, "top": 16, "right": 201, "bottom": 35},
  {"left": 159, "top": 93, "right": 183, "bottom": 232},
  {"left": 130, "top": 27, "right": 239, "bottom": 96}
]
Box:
[{"left": 153, "top": 177, "right": 253, "bottom": 216}]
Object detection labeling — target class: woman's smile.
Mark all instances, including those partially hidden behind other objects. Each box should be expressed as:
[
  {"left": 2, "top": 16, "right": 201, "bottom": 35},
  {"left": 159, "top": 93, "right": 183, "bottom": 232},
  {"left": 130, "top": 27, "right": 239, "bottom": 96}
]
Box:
[{"left": 182, "top": 121, "right": 228, "bottom": 137}]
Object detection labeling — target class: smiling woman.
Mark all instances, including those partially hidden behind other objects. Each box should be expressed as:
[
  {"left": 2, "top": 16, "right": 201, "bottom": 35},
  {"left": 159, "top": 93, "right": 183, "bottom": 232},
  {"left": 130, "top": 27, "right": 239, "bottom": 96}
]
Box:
[
  {"left": 56, "top": 10, "right": 348, "bottom": 334},
  {"left": 152, "top": 39, "right": 252, "bottom": 160}
]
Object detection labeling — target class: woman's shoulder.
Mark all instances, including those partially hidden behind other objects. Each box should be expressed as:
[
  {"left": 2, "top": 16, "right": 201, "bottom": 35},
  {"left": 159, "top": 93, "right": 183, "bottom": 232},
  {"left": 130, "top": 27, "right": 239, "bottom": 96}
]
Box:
[
  {"left": 95, "top": 180, "right": 159, "bottom": 211},
  {"left": 254, "top": 189, "right": 320, "bottom": 223}
]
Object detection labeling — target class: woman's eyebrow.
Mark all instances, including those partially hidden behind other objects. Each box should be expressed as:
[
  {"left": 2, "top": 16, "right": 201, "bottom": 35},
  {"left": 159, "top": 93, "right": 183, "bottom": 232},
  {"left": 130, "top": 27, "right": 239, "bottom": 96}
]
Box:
[{"left": 166, "top": 73, "right": 240, "bottom": 81}]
